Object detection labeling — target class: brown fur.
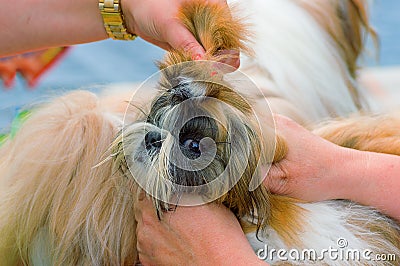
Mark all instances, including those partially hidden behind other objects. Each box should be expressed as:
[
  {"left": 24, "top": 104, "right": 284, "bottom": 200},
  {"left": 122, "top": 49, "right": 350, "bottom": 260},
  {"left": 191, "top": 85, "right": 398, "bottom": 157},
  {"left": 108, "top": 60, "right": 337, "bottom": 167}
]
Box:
[
  {"left": 314, "top": 112, "right": 400, "bottom": 155},
  {"left": 268, "top": 195, "right": 307, "bottom": 247},
  {"left": 0, "top": 1, "right": 398, "bottom": 265},
  {"left": 159, "top": 0, "right": 251, "bottom": 69},
  {"left": 0, "top": 92, "right": 138, "bottom": 265}
]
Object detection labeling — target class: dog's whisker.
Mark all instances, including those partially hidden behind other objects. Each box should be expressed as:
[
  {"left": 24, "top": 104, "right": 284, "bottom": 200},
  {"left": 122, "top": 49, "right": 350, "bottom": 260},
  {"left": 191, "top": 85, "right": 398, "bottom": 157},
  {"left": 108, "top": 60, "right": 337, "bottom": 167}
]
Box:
[
  {"left": 127, "top": 102, "right": 149, "bottom": 118},
  {"left": 149, "top": 139, "right": 164, "bottom": 145},
  {"left": 214, "top": 141, "right": 231, "bottom": 145}
]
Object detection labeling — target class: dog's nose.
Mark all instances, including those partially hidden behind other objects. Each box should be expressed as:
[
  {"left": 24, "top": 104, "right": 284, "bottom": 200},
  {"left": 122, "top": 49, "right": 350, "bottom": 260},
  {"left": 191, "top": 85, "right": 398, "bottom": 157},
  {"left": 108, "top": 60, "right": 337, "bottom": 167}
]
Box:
[{"left": 145, "top": 131, "right": 163, "bottom": 150}]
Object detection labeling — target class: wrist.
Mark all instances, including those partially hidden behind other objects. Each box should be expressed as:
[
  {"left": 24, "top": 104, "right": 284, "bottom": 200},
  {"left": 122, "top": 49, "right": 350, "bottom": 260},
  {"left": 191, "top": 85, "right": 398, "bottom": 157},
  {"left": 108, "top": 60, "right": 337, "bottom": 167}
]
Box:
[
  {"left": 56, "top": 0, "right": 109, "bottom": 44},
  {"left": 198, "top": 228, "right": 265, "bottom": 266},
  {"left": 316, "top": 145, "right": 359, "bottom": 200},
  {"left": 99, "top": 0, "right": 136, "bottom": 40},
  {"left": 120, "top": 0, "right": 137, "bottom": 36},
  {"left": 337, "top": 149, "right": 400, "bottom": 210},
  {"left": 204, "top": 246, "right": 265, "bottom": 266},
  {"left": 185, "top": 205, "right": 265, "bottom": 265},
  {"left": 327, "top": 147, "right": 371, "bottom": 201}
]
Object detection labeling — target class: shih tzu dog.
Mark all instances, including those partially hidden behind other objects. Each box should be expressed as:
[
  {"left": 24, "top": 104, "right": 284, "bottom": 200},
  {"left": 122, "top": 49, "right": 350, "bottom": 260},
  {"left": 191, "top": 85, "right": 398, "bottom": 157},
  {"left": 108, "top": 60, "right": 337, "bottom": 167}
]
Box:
[{"left": 0, "top": 0, "right": 398, "bottom": 265}]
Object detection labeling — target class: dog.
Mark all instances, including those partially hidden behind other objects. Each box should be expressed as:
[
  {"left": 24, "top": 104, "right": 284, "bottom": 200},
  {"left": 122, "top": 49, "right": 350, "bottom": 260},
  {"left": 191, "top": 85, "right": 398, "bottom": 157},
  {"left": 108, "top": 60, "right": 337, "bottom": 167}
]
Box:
[{"left": 0, "top": 0, "right": 398, "bottom": 265}]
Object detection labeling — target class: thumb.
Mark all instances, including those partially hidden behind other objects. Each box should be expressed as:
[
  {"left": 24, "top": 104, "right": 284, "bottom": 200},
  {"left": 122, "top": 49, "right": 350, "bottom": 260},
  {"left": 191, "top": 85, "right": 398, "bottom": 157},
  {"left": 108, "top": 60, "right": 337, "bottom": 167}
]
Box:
[{"left": 164, "top": 20, "right": 205, "bottom": 60}]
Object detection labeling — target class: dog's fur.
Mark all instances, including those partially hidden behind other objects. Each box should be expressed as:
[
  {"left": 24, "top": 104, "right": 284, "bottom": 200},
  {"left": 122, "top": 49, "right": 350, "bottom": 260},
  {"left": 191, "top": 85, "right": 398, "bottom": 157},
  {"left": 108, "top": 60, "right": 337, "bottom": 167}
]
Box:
[{"left": 0, "top": 0, "right": 399, "bottom": 265}]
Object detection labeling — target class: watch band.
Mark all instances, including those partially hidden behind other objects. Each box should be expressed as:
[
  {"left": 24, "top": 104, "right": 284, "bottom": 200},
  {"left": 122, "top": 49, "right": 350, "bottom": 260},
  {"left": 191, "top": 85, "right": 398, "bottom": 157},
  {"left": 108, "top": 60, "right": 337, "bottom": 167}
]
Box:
[{"left": 99, "top": 0, "right": 136, "bottom": 41}]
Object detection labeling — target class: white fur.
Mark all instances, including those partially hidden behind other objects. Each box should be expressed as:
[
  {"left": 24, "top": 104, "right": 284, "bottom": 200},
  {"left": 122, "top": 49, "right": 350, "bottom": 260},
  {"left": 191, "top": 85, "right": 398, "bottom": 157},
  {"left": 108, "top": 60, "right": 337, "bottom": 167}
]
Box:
[
  {"left": 247, "top": 201, "right": 398, "bottom": 265},
  {"left": 229, "top": 0, "right": 369, "bottom": 122}
]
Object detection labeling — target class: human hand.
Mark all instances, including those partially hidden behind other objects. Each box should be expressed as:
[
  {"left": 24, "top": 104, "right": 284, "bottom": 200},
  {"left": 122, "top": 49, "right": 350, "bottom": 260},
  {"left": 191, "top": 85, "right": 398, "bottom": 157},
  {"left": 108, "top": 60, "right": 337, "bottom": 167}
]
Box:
[
  {"left": 134, "top": 193, "right": 264, "bottom": 265},
  {"left": 265, "top": 115, "right": 348, "bottom": 202},
  {"left": 121, "top": 0, "right": 240, "bottom": 68}
]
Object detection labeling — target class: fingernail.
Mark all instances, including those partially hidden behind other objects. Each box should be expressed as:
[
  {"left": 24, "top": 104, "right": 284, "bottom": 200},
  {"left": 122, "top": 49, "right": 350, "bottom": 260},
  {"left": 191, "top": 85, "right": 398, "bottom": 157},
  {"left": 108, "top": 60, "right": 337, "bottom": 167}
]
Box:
[
  {"left": 193, "top": 54, "right": 202, "bottom": 61},
  {"left": 231, "top": 57, "right": 240, "bottom": 69}
]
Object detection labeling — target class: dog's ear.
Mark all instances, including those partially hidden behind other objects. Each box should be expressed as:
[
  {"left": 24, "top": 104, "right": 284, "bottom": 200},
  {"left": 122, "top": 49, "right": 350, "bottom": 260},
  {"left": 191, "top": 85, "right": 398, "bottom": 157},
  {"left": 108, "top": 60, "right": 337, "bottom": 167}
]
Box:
[
  {"left": 217, "top": 121, "right": 271, "bottom": 230},
  {"left": 215, "top": 114, "right": 291, "bottom": 231},
  {"left": 159, "top": 0, "right": 251, "bottom": 68}
]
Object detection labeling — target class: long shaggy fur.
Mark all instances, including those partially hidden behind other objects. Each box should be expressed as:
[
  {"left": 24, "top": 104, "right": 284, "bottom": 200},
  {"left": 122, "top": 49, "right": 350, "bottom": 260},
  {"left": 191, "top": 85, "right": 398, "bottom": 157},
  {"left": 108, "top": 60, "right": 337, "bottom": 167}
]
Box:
[
  {"left": 0, "top": 92, "right": 137, "bottom": 265},
  {"left": 314, "top": 112, "right": 400, "bottom": 155},
  {"left": 159, "top": 1, "right": 251, "bottom": 68},
  {"left": 236, "top": 0, "right": 376, "bottom": 122},
  {"left": 0, "top": 0, "right": 398, "bottom": 265}
]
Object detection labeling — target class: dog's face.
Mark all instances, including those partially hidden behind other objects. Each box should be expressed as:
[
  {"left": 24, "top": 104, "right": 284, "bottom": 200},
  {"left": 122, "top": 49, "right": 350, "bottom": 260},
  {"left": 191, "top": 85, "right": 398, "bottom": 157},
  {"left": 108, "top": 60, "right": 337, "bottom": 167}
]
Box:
[{"left": 116, "top": 61, "right": 274, "bottom": 226}]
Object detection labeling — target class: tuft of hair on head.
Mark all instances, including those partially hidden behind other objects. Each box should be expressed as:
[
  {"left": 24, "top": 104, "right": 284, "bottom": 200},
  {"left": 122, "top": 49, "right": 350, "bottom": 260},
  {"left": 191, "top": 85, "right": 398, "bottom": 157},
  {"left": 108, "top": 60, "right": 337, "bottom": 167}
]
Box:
[{"left": 158, "top": 0, "right": 252, "bottom": 69}]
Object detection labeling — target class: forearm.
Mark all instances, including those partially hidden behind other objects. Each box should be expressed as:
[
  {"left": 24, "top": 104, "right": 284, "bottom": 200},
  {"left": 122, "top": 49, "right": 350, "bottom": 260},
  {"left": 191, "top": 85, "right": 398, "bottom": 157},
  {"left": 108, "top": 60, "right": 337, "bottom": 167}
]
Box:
[
  {"left": 1, "top": 0, "right": 108, "bottom": 56},
  {"left": 204, "top": 232, "right": 267, "bottom": 266},
  {"left": 336, "top": 148, "right": 400, "bottom": 221}
]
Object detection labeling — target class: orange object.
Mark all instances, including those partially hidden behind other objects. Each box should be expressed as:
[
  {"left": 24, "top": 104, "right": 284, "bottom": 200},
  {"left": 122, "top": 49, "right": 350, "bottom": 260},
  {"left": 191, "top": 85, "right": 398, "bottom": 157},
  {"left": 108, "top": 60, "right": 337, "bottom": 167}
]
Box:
[{"left": 0, "top": 47, "right": 70, "bottom": 89}]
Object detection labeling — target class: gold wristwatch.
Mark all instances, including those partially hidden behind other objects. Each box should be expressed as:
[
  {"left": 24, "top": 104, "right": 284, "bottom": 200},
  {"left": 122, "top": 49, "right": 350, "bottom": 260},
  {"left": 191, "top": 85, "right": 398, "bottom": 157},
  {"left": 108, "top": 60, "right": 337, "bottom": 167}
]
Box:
[{"left": 99, "top": 0, "right": 136, "bottom": 41}]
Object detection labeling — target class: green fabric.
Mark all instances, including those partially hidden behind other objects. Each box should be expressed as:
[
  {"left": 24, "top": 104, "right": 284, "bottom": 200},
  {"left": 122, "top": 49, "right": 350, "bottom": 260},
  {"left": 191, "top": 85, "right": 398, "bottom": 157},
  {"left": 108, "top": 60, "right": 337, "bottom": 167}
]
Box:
[
  {"left": 0, "top": 134, "right": 7, "bottom": 145},
  {"left": 0, "top": 110, "right": 31, "bottom": 146}
]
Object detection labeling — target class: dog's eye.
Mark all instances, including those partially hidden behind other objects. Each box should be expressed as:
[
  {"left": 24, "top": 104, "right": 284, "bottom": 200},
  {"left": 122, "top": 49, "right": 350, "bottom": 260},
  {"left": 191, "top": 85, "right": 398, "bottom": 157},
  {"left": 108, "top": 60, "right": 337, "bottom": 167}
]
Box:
[{"left": 183, "top": 139, "right": 201, "bottom": 155}]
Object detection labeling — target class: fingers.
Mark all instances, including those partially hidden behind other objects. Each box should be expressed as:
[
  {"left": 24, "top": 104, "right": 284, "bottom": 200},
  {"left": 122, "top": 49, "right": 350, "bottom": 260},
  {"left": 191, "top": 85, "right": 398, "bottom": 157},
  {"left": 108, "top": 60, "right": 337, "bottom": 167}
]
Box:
[
  {"left": 273, "top": 114, "right": 301, "bottom": 133},
  {"left": 140, "top": 35, "right": 172, "bottom": 51},
  {"left": 164, "top": 19, "right": 206, "bottom": 59},
  {"left": 203, "top": 0, "right": 241, "bottom": 69},
  {"left": 164, "top": 0, "right": 240, "bottom": 69},
  {"left": 215, "top": 49, "right": 240, "bottom": 69},
  {"left": 134, "top": 192, "right": 158, "bottom": 233},
  {"left": 264, "top": 114, "right": 297, "bottom": 193},
  {"left": 165, "top": 22, "right": 241, "bottom": 69},
  {"left": 264, "top": 163, "right": 291, "bottom": 194},
  {"left": 272, "top": 114, "right": 315, "bottom": 145},
  {"left": 134, "top": 194, "right": 159, "bottom": 265}
]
